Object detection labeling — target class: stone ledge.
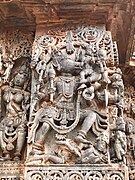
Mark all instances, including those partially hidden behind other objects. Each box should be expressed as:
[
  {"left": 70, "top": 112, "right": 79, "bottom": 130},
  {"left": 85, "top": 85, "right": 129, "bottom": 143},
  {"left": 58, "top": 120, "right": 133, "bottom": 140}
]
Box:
[
  {"left": 0, "top": 162, "right": 24, "bottom": 176},
  {"left": 24, "top": 164, "right": 129, "bottom": 180}
]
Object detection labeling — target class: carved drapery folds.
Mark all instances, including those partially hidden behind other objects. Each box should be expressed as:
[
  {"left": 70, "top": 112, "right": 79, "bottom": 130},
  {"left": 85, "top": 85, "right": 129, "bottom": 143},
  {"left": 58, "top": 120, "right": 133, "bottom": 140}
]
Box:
[{"left": 0, "top": 26, "right": 134, "bottom": 179}]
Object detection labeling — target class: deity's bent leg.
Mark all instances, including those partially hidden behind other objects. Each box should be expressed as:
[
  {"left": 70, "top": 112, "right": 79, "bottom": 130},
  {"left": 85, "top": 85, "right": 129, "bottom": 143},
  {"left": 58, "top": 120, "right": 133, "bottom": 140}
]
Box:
[
  {"left": 114, "top": 143, "right": 122, "bottom": 161},
  {"left": 81, "top": 111, "right": 97, "bottom": 133},
  {"left": 75, "top": 111, "right": 96, "bottom": 144},
  {"left": 14, "top": 129, "right": 26, "bottom": 161},
  {"left": 32, "top": 122, "right": 50, "bottom": 152},
  {"left": 44, "top": 154, "right": 64, "bottom": 164},
  {"left": 0, "top": 130, "right": 10, "bottom": 160}
]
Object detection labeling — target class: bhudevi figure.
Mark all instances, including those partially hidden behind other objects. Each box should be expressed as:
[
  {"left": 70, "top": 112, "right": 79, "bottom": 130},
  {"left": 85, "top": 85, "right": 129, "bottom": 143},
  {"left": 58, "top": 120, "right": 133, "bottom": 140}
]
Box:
[
  {"left": 27, "top": 29, "right": 124, "bottom": 165},
  {"left": 27, "top": 49, "right": 112, "bottom": 162},
  {"left": 75, "top": 56, "right": 124, "bottom": 147},
  {"left": 27, "top": 51, "right": 83, "bottom": 159}
]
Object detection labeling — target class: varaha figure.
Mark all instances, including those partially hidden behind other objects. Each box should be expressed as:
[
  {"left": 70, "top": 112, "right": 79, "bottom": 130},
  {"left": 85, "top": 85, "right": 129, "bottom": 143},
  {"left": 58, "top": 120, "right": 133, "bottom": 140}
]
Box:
[{"left": 27, "top": 27, "right": 125, "bottom": 165}]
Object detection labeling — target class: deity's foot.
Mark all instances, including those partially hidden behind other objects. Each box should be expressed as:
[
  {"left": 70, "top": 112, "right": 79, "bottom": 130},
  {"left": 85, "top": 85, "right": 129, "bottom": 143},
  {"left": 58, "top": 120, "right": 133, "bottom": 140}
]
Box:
[
  {"left": 2, "top": 152, "right": 11, "bottom": 161},
  {"left": 0, "top": 157, "right": 5, "bottom": 161},
  {"left": 13, "top": 152, "right": 21, "bottom": 161},
  {"left": 74, "top": 135, "right": 92, "bottom": 144},
  {"left": 26, "top": 158, "right": 43, "bottom": 165},
  {"left": 26, "top": 149, "right": 44, "bottom": 165},
  {"left": 13, "top": 156, "right": 20, "bottom": 161},
  {"left": 29, "top": 149, "right": 44, "bottom": 156},
  {"left": 26, "top": 155, "right": 44, "bottom": 165}
]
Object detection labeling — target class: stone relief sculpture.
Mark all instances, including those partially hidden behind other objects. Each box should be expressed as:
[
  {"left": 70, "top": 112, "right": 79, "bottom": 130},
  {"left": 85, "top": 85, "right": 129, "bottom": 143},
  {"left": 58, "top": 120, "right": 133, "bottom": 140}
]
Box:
[
  {"left": 0, "top": 30, "right": 33, "bottom": 162},
  {"left": 0, "top": 62, "right": 30, "bottom": 161},
  {"left": 123, "top": 87, "right": 135, "bottom": 166},
  {"left": 0, "top": 29, "right": 33, "bottom": 163},
  {"left": 114, "top": 117, "right": 127, "bottom": 163},
  {"left": 0, "top": 26, "right": 132, "bottom": 180},
  {"left": 26, "top": 26, "right": 126, "bottom": 167}
]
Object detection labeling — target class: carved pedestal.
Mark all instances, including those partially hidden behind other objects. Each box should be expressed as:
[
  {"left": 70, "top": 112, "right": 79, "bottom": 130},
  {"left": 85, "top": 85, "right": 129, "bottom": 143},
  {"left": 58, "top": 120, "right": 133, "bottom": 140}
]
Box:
[
  {"left": 0, "top": 162, "right": 24, "bottom": 180},
  {"left": 25, "top": 164, "right": 129, "bottom": 180}
]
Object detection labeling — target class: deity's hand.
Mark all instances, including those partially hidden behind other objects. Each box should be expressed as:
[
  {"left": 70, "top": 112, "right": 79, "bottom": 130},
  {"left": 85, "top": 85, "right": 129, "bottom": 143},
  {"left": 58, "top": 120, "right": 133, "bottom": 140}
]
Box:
[
  {"left": 27, "top": 121, "right": 34, "bottom": 127},
  {"left": 80, "top": 79, "right": 87, "bottom": 84},
  {"left": 30, "top": 62, "right": 36, "bottom": 69},
  {"left": 82, "top": 86, "right": 95, "bottom": 100}
]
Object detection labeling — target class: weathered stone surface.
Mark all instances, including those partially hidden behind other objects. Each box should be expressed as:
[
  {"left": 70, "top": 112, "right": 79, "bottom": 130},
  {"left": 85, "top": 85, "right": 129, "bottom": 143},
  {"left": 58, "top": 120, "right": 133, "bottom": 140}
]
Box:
[
  {"left": 0, "top": 1, "right": 135, "bottom": 180},
  {"left": 25, "top": 164, "right": 129, "bottom": 180},
  {"left": 0, "top": 0, "right": 134, "bottom": 64}
]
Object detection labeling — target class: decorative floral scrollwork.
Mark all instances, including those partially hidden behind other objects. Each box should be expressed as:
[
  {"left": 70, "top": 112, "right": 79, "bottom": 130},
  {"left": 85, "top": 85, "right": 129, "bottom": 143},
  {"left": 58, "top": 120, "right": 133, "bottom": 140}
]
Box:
[
  {"left": 30, "top": 173, "right": 43, "bottom": 180},
  {"left": 109, "top": 174, "right": 123, "bottom": 180},
  {"left": 66, "top": 171, "right": 83, "bottom": 180},
  {"left": 78, "top": 27, "right": 103, "bottom": 43},
  {"left": 105, "top": 172, "right": 124, "bottom": 180},
  {"left": 85, "top": 171, "right": 103, "bottom": 180},
  {"left": 26, "top": 167, "right": 128, "bottom": 180},
  {"left": 47, "top": 171, "right": 64, "bottom": 180}
]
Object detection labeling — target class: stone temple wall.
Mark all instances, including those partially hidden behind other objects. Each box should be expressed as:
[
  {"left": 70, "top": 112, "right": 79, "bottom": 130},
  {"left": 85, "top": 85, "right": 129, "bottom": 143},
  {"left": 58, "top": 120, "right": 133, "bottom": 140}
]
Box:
[
  {"left": 1, "top": 23, "right": 135, "bottom": 180},
  {"left": 0, "top": 1, "right": 135, "bottom": 178}
]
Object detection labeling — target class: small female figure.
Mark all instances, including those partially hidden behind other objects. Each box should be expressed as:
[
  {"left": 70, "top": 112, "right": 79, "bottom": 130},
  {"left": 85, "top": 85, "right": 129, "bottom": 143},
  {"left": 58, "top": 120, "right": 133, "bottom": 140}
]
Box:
[{"left": 0, "top": 68, "right": 30, "bottom": 161}]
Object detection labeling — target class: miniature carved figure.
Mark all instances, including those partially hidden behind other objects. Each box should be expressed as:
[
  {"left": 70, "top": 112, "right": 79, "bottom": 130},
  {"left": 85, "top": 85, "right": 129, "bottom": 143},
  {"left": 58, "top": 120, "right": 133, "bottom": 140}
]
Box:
[
  {"left": 80, "top": 131, "right": 109, "bottom": 164},
  {"left": 114, "top": 117, "right": 127, "bottom": 163},
  {"left": 43, "top": 138, "right": 81, "bottom": 164},
  {"left": 2, "top": 53, "right": 14, "bottom": 83},
  {"left": 28, "top": 51, "right": 84, "bottom": 159},
  {"left": 126, "top": 121, "right": 135, "bottom": 159},
  {"left": 80, "top": 48, "right": 110, "bottom": 85},
  {"left": 110, "top": 68, "right": 124, "bottom": 116}
]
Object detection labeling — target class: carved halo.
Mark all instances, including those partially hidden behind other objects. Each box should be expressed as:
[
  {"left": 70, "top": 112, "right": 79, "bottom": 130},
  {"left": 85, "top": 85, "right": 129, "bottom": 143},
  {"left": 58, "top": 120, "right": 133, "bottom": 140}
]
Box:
[{"left": 78, "top": 27, "right": 105, "bottom": 43}]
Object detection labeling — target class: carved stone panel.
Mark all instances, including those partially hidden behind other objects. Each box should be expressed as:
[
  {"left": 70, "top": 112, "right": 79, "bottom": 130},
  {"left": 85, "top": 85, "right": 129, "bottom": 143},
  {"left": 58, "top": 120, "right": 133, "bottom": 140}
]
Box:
[
  {"left": 25, "top": 26, "right": 127, "bottom": 178},
  {"left": 0, "top": 25, "right": 132, "bottom": 180},
  {"left": 0, "top": 30, "right": 34, "bottom": 161}
]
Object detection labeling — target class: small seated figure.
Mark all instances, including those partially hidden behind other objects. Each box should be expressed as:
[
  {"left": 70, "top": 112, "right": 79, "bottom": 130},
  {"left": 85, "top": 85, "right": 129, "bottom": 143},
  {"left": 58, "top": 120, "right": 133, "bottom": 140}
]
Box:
[{"left": 110, "top": 68, "right": 124, "bottom": 116}]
